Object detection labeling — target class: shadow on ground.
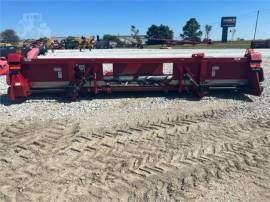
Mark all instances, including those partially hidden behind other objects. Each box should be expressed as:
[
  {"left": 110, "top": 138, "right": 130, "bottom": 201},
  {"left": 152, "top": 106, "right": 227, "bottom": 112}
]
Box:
[{"left": 0, "top": 91, "right": 254, "bottom": 106}]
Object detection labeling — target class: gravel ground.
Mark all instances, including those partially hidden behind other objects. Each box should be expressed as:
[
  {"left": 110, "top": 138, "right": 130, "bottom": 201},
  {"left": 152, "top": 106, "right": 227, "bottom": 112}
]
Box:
[{"left": 0, "top": 49, "right": 269, "bottom": 202}]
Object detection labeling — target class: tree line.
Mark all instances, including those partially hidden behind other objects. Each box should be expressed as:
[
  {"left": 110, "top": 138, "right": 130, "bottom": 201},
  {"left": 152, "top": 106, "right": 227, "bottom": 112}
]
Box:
[
  {"left": 147, "top": 18, "right": 212, "bottom": 41},
  {"left": 103, "top": 18, "right": 212, "bottom": 44},
  {"left": 0, "top": 18, "right": 212, "bottom": 43}
]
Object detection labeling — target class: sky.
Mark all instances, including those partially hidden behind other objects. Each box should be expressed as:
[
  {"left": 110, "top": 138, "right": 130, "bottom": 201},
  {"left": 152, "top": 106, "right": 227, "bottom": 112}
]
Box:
[{"left": 0, "top": 0, "right": 270, "bottom": 40}]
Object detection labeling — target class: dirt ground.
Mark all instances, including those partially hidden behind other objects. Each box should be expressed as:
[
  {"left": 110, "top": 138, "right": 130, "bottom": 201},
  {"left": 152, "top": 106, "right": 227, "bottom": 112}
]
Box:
[{"left": 0, "top": 49, "right": 269, "bottom": 202}]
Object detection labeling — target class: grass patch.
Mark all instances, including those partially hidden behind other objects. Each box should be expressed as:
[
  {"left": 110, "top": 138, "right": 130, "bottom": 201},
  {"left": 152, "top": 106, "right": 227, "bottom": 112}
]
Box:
[{"left": 145, "top": 40, "right": 252, "bottom": 49}]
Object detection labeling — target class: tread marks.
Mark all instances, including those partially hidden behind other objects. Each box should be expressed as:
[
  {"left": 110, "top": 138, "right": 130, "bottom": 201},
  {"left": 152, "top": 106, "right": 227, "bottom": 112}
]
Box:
[
  {"left": 96, "top": 122, "right": 270, "bottom": 200},
  {"left": 1, "top": 108, "right": 270, "bottom": 201}
]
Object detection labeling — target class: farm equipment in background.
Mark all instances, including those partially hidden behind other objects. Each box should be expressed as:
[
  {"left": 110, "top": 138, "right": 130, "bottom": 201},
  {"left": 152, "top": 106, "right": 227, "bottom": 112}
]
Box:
[
  {"left": 0, "top": 43, "right": 17, "bottom": 76},
  {"left": 0, "top": 42, "right": 14, "bottom": 47},
  {"left": 47, "top": 39, "right": 65, "bottom": 50},
  {"left": 63, "top": 36, "right": 95, "bottom": 50},
  {"left": 0, "top": 46, "right": 17, "bottom": 58},
  {"left": 63, "top": 37, "right": 79, "bottom": 49},
  {"left": 79, "top": 37, "right": 95, "bottom": 50},
  {"left": 5, "top": 48, "right": 264, "bottom": 101},
  {"left": 94, "top": 40, "right": 113, "bottom": 49},
  {"left": 0, "top": 39, "right": 48, "bottom": 60},
  {"left": 251, "top": 40, "right": 270, "bottom": 49}
]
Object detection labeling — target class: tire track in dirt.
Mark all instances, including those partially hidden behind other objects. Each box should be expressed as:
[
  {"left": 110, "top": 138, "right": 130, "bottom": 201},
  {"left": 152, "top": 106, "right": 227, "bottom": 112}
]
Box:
[
  {"left": 0, "top": 108, "right": 270, "bottom": 201},
  {"left": 57, "top": 111, "right": 269, "bottom": 201},
  {"left": 0, "top": 119, "right": 79, "bottom": 166}
]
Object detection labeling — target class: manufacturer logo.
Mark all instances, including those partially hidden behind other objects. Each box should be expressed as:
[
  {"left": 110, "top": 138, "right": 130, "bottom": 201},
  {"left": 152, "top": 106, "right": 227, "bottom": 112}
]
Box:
[
  {"left": 211, "top": 66, "right": 220, "bottom": 77},
  {"left": 54, "top": 67, "right": 62, "bottom": 79}
]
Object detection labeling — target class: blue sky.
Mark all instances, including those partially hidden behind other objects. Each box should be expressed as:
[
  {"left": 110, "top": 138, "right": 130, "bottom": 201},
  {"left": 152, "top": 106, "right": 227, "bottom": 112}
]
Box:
[{"left": 1, "top": 0, "right": 270, "bottom": 40}]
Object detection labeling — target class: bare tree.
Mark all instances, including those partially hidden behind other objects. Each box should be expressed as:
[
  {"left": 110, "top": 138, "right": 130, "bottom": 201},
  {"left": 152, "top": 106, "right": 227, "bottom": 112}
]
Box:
[
  {"left": 131, "top": 25, "right": 142, "bottom": 46},
  {"left": 204, "top": 25, "right": 212, "bottom": 40}
]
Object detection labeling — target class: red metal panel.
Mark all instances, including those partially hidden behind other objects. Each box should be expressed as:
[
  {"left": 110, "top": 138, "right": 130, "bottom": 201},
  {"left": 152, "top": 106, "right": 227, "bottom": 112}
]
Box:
[
  {"left": 199, "top": 60, "right": 208, "bottom": 84},
  {"left": 204, "top": 60, "right": 250, "bottom": 80},
  {"left": 0, "top": 59, "right": 9, "bottom": 75},
  {"left": 22, "top": 63, "right": 70, "bottom": 82},
  {"left": 18, "top": 58, "right": 255, "bottom": 84},
  {"left": 8, "top": 53, "right": 21, "bottom": 63},
  {"left": 6, "top": 50, "right": 264, "bottom": 101},
  {"left": 27, "top": 48, "right": 40, "bottom": 60},
  {"left": 176, "top": 64, "right": 184, "bottom": 93},
  {"left": 113, "top": 63, "right": 163, "bottom": 75}
]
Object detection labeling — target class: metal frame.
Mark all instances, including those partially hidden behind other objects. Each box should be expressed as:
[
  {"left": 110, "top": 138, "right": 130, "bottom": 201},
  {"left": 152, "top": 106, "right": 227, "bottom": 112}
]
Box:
[{"left": 6, "top": 49, "right": 264, "bottom": 101}]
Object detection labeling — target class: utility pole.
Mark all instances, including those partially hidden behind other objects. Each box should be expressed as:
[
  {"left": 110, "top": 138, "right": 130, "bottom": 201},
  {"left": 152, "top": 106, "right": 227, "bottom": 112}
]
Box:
[{"left": 253, "top": 10, "right": 259, "bottom": 40}]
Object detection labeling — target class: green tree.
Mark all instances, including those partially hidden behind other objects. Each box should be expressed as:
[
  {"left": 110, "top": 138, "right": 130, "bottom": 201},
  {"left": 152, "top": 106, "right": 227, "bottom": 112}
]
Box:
[
  {"left": 146, "top": 24, "right": 173, "bottom": 39},
  {"left": 204, "top": 25, "right": 212, "bottom": 39},
  {"left": 0, "top": 29, "right": 19, "bottom": 42},
  {"left": 180, "top": 18, "right": 202, "bottom": 41}
]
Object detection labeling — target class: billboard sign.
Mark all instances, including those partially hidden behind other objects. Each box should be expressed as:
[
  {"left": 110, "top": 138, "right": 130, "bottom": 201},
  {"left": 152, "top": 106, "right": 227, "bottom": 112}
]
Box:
[{"left": 221, "top": 17, "right": 236, "bottom": 27}]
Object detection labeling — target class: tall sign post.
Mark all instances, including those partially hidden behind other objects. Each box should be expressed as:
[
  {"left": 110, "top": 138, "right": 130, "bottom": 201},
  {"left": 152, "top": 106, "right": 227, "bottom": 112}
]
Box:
[{"left": 221, "top": 17, "right": 236, "bottom": 42}]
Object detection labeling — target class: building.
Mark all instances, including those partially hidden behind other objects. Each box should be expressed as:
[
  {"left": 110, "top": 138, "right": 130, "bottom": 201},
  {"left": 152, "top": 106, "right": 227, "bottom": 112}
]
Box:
[{"left": 116, "top": 35, "right": 147, "bottom": 45}]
